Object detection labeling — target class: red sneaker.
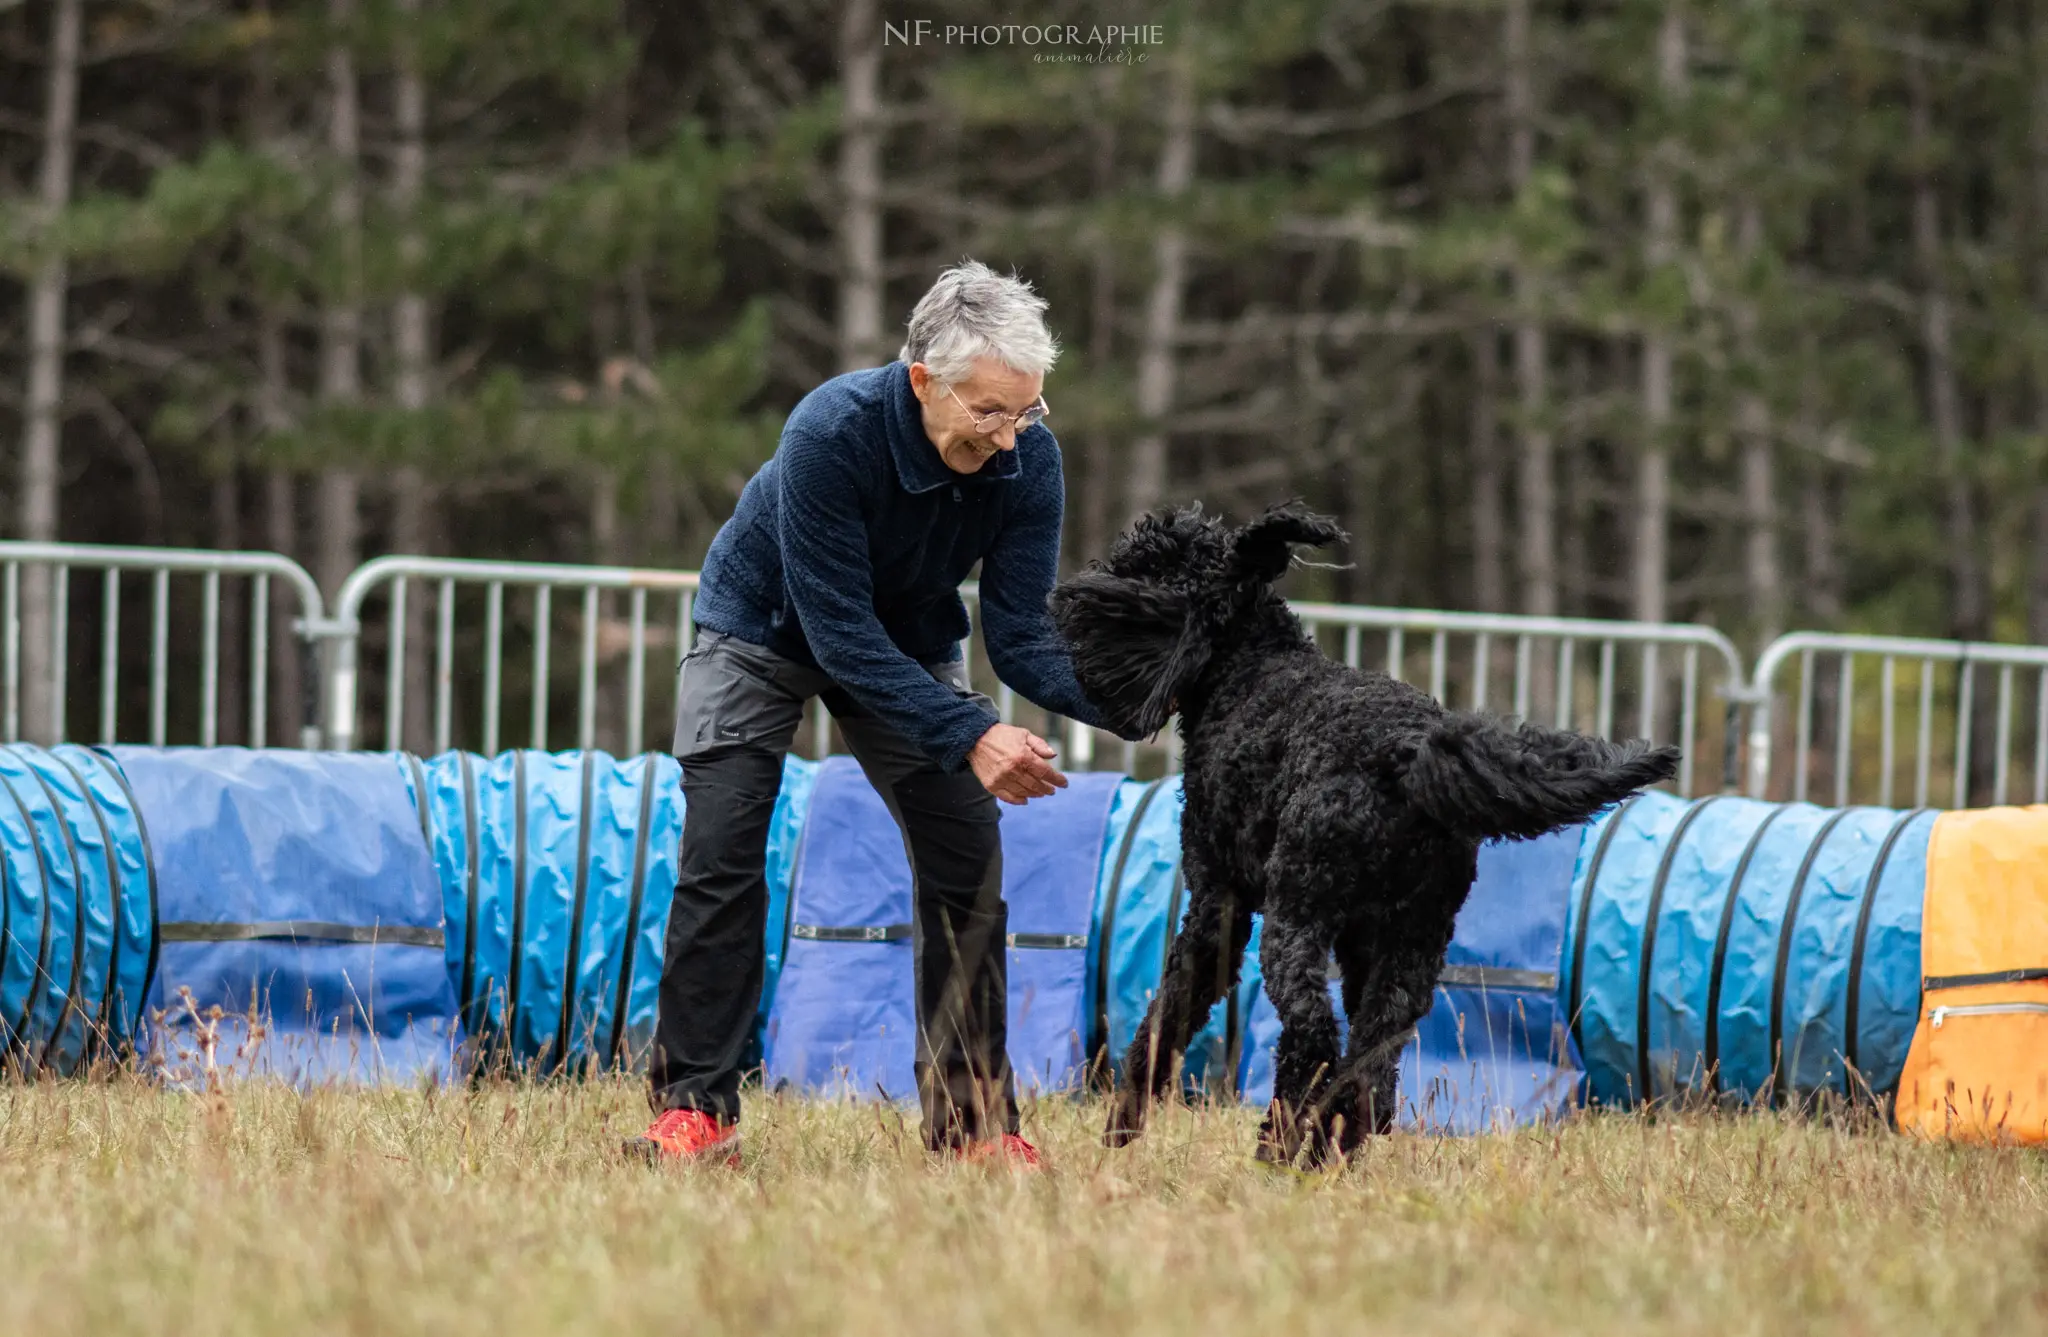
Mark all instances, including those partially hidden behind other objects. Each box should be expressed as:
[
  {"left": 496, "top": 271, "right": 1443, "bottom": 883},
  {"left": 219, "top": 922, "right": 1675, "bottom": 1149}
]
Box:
[
  {"left": 953, "top": 1133, "right": 1043, "bottom": 1168},
  {"left": 623, "top": 1109, "right": 740, "bottom": 1166}
]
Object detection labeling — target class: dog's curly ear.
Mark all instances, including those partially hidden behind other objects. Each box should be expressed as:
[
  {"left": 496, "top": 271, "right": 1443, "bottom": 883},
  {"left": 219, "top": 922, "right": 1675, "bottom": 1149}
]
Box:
[
  {"left": 1227, "top": 499, "right": 1346, "bottom": 587},
  {"left": 1048, "top": 570, "right": 1211, "bottom": 739}
]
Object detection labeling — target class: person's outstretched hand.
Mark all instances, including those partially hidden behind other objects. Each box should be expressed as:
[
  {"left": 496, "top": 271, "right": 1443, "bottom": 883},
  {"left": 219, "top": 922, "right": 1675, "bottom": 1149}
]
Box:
[{"left": 969, "top": 723, "right": 1068, "bottom": 805}]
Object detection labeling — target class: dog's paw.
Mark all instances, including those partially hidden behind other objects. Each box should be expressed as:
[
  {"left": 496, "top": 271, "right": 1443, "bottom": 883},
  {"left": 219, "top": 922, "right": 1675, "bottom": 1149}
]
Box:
[{"left": 1102, "top": 1094, "right": 1148, "bottom": 1148}]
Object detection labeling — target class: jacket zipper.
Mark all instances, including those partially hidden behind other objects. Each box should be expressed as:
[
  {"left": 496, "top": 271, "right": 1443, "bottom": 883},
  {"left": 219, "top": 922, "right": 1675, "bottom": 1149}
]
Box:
[{"left": 1929, "top": 1001, "right": 2048, "bottom": 1028}]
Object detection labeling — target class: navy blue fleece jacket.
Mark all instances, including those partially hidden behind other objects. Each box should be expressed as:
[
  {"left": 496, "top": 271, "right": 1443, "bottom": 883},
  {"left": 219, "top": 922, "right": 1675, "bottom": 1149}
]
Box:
[{"left": 693, "top": 361, "right": 1106, "bottom": 772}]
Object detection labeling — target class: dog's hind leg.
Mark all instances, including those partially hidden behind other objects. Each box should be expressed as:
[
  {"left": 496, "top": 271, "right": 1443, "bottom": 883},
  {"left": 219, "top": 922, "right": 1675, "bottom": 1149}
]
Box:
[
  {"left": 1324, "top": 890, "right": 1464, "bottom": 1153},
  {"left": 1253, "top": 912, "right": 1345, "bottom": 1168},
  {"left": 1104, "top": 876, "right": 1254, "bottom": 1148}
]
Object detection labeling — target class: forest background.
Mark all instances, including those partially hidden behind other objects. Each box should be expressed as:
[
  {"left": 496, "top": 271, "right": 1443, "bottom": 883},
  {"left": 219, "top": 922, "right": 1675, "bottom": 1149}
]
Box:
[{"left": 4, "top": 0, "right": 2047, "bottom": 749}]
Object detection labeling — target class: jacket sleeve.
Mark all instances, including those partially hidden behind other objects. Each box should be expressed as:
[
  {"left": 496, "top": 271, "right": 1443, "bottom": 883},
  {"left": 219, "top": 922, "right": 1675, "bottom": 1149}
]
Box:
[
  {"left": 975, "top": 437, "right": 1126, "bottom": 737},
  {"left": 776, "top": 429, "right": 998, "bottom": 771}
]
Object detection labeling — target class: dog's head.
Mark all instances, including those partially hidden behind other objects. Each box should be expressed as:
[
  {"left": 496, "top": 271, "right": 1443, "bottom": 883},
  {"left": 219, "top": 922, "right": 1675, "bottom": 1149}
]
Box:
[{"left": 1048, "top": 499, "right": 1346, "bottom": 737}]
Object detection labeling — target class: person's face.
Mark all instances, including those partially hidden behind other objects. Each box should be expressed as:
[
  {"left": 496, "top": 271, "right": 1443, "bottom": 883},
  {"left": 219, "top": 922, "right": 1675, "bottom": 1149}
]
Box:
[{"left": 909, "top": 357, "right": 1047, "bottom": 475}]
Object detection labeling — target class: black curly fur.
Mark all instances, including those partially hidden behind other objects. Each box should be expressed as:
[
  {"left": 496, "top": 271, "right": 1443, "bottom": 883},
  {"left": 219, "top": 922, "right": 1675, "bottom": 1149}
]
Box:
[{"left": 1050, "top": 500, "right": 1682, "bottom": 1167}]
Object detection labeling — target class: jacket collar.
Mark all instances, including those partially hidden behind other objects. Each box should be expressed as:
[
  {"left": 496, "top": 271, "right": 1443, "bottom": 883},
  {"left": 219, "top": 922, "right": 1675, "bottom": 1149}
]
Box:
[{"left": 882, "top": 361, "right": 1025, "bottom": 493}]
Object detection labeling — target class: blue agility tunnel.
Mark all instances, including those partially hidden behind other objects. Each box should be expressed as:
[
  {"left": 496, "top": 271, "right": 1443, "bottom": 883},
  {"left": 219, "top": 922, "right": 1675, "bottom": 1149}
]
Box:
[
  {"left": 0, "top": 741, "right": 1941, "bottom": 1129},
  {"left": 1097, "top": 795, "right": 1586, "bottom": 1131},
  {"left": 0, "top": 744, "right": 153, "bottom": 1074},
  {"left": 113, "top": 747, "right": 460, "bottom": 1086},
  {"left": 762, "top": 756, "right": 1124, "bottom": 1101},
  {"left": 1562, "top": 788, "right": 1932, "bottom": 1107},
  {"left": 405, "top": 749, "right": 814, "bottom": 1075}
]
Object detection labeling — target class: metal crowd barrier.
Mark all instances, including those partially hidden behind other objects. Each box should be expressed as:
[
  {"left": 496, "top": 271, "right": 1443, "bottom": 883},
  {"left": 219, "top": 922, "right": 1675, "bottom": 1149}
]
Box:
[
  {"left": 0, "top": 542, "right": 325, "bottom": 748},
  {"left": 1747, "top": 632, "right": 2048, "bottom": 807},
  {"left": 22, "top": 540, "right": 2048, "bottom": 809},
  {"left": 970, "top": 591, "right": 1747, "bottom": 793},
  {"left": 326, "top": 556, "right": 703, "bottom": 755}
]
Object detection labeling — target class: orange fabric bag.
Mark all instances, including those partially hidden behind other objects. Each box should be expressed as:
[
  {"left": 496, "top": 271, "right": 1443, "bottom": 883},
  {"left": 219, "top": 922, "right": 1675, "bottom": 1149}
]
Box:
[{"left": 1896, "top": 805, "right": 2048, "bottom": 1145}]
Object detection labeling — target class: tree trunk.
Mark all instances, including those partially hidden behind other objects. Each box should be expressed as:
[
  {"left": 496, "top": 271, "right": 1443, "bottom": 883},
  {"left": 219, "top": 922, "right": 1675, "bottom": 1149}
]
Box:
[
  {"left": 1469, "top": 324, "right": 1505, "bottom": 612},
  {"left": 1080, "top": 99, "right": 1119, "bottom": 568},
  {"left": 2031, "top": 0, "right": 2048, "bottom": 646},
  {"left": 1735, "top": 201, "right": 1781, "bottom": 646},
  {"left": 1506, "top": 0, "right": 1555, "bottom": 617},
  {"left": 392, "top": 0, "right": 433, "bottom": 751},
  {"left": 837, "top": 0, "right": 883, "bottom": 373},
  {"left": 1909, "top": 49, "right": 1985, "bottom": 643},
  {"left": 1634, "top": 2, "right": 1684, "bottom": 626},
  {"left": 318, "top": 0, "right": 363, "bottom": 606},
  {"left": 1128, "top": 50, "right": 1195, "bottom": 519},
  {"left": 18, "top": 0, "right": 83, "bottom": 744}
]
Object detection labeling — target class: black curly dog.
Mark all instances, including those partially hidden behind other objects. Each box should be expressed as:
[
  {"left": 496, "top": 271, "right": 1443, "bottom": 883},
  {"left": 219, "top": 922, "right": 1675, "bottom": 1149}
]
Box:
[{"left": 1049, "top": 500, "right": 1681, "bottom": 1166}]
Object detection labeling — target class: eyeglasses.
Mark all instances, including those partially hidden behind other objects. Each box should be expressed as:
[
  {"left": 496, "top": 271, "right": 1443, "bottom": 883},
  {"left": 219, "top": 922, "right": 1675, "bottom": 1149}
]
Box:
[{"left": 948, "top": 386, "right": 1049, "bottom": 435}]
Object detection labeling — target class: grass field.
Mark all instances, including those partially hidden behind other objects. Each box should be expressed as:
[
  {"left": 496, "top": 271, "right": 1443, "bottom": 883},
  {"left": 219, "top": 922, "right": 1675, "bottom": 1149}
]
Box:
[{"left": 3, "top": 1080, "right": 2045, "bottom": 1336}]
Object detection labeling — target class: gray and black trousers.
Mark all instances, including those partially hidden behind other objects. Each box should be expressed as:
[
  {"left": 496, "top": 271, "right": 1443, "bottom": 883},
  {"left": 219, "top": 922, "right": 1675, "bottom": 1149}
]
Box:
[{"left": 648, "top": 630, "right": 1017, "bottom": 1148}]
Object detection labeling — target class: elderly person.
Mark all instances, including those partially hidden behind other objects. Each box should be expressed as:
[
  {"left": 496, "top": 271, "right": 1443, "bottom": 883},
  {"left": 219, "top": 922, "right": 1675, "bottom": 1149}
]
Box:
[{"left": 626, "top": 262, "right": 1118, "bottom": 1167}]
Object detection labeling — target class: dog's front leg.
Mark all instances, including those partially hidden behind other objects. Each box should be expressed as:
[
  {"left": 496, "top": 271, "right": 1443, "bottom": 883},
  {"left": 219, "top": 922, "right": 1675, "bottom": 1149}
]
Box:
[
  {"left": 1104, "top": 880, "right": 1254, "bottom": 1148},
  {"left": 1255, "top": 913, "right": 1345, "bottom": 1168}
]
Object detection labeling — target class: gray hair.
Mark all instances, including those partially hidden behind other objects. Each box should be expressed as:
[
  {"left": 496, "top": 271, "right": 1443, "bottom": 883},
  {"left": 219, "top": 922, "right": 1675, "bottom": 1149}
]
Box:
[{"left": 898, "top": 260, "right": 1060, "bottom": 385}]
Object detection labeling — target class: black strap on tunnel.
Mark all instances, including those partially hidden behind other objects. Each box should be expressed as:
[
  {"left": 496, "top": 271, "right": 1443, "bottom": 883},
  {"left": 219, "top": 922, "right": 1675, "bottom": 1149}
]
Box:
[
  {"left": 457, "top": 751, "right": 483, "bottom": 1035},
  {"left": 1704, "top": 806, "right": 1786, "bottom": 1095},
  {"left": 1566, "top": 795, "right": 1642, "bottom": 1061},
  {"left": 1922, "top": 966, "right": 2048, "bottom": 990},
  {"left": 1092, "top": 778, "right": 1166, "bottom": 1063},
  {"left": 607, "top": 753, "right": 663, "bottom": 1069},
  {"left": 507, "top": 749, "right": 530, "bottom": 1049},
  {"left": 1635, "top": 796, "right": 1723, "bottom": 1102},
  {"left": 0, "top": 770, "right": 57, "bottom": 1073},
  {"left": 14, "top": 753, "right": 98, "bottom": 1074},
  {"left": 1841, "top": 808, "right": 1928, "bottom": 1090},
  {"left": 791, "top": 922, "right": 913, "bottom": 943},
  {"left": 87, "top": 747, "right": 158, "bottom": 1040},
  {"left": 158, "top": 920, "right": 445, "bottom": 947},
  {"left": 401, "top": 752, "right": 434, "bottom": 852},
  {"left": 45, "top": 748, "right": 127, "bottom": 1065},
  {"left": 554, "top": 752, "right": 598, "bottom": 1070},
  {"left": 1008, "top": 932, "right": 1088, "bottom": 949},
  {"left": 1767, "top": 808, "right": 1854, "bottom": 1106}
]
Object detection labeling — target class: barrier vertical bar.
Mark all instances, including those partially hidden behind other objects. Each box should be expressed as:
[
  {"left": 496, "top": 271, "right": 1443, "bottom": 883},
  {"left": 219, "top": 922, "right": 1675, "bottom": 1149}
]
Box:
[
  {"left": 50, "top": 565, "right": 67, "bottom": 742},
  {"left": 1833, "top": 653, "right": 1853, "bottom": 809},
  {"left": 673, "top": 590, "right": 691, "bottom": 750},
  {"left": 250, "top": 573, "right": 269, "bottom": 749},
  {"left": 483, "top": 581, "right": 504, "bottom": 757},
  {"left": 1793, "top": 648, "right": 1813, "bottom": 804},
  {"left": 1428, "top": 629, "right": 1448, "bottom": 704},
  {"left": 2034, "top": 667, "right": 2047, "bottom": 804},
  {"left": 1640, "top": 643, "right": 1660, "bottom": 742},
  {"left": 1915, "top": 659, "right": 1934, "bottom": 808},
  {"left": 1879, "top": 656, "right": 1895, "bottom": 809},
  {"left": 1954, "top": 661, "right": 1974, "bottom": 810},
  {"left": 1387, "top": 627, "right": 1404, "bottom": 681},
  {"left": 1556, "top": 639, "right": 1575, "bottom": 729},
  {"left": 1994, "top": 664, "right": 2014, "bottom": 807},
  {"left": 1471, "top": 632, "right": 1490, "bottom": 711},
  {"left": 1678, "top": 646, "right": 1697, "bottom": 796},
  {"left": 200, "top": 569, "right": 220, "bottom": 747},
  {"left": 626, "top": 587, "right": 646, "bottom": 756},
  {"left": 100, "top": 568, "right": 119, "bottom": 745},
  {"left": 1596, "top": 640, "right": 1616, "bottom": 739},
  {"left": 150, "top": 569, "right": 169, "bottom": 747},
  {"left": 434, "top": 578, "right": 455, "bottom": 754},
  {"left": 531, "top": 584, "right": 552, "bottom": 750},
  {"left": 1514, "top": 635, "right": 1533, "bottom": 722},
  {"left": 578, "top": 584, "right": 598, "bottom": 751},
  {"left": 386, "top": 577, "right": 409, "bottom": 753},
  {"left": 1343, "top": 625, "right": 1360, "bottom": 668}
]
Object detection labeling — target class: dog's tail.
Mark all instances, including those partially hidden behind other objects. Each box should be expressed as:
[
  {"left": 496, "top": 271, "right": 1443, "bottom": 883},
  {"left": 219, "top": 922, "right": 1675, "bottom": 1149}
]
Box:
[{"left": 1400, "top": 713, "right": 1682, "bottom": 843}]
